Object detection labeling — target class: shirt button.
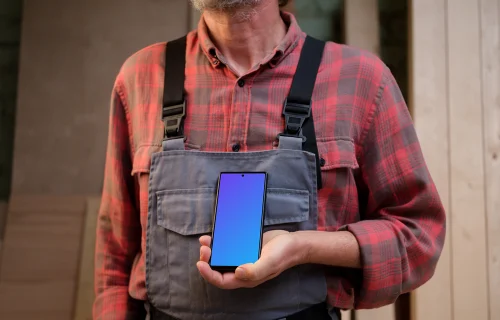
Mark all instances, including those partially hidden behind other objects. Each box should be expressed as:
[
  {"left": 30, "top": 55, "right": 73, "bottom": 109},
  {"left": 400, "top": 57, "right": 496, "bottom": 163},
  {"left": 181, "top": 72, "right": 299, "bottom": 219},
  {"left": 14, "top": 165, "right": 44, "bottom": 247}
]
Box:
[
  {"left": 320, "top": 158, "right": 326, "bottom": 167},
  {"left": 232, "top": 143, "right": 241, "bottom": 152},
  {"left": 237, "top": 79, "right": 245, "bottom": 87},
  {"left": 213, "top": 59, "right": 220, "bottom": 66}
]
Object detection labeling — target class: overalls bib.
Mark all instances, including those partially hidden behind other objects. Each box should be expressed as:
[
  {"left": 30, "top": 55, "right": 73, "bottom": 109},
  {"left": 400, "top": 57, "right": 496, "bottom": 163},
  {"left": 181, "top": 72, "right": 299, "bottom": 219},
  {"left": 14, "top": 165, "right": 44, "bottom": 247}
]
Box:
[{"left": 146, "top": 36, "right": 338, "bottom": 320}]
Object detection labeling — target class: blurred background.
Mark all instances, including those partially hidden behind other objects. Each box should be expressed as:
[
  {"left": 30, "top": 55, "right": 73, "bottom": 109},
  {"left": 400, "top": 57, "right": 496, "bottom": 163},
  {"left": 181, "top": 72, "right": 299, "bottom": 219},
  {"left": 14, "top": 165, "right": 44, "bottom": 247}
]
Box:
[{"left": 0, "top": 0, "right": 498, "bottom": 319}]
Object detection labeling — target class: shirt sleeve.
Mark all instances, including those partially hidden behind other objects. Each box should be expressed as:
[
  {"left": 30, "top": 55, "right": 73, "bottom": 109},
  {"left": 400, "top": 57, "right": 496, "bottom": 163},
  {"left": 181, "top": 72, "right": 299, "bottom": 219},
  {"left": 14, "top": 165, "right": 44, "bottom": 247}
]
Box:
[
  {"left": 340, "top": 66, "right": 447, "bottom": 309},
  {"left": 93, "top": 79, "right": 143, "bottom": 319}
]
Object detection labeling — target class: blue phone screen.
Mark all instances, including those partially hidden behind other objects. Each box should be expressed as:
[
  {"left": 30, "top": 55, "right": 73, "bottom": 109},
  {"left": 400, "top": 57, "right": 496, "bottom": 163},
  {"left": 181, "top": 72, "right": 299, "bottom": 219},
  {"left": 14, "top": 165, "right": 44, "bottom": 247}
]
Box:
[{"left": 210, "top": 173, "right": 266, "bottom": 267}]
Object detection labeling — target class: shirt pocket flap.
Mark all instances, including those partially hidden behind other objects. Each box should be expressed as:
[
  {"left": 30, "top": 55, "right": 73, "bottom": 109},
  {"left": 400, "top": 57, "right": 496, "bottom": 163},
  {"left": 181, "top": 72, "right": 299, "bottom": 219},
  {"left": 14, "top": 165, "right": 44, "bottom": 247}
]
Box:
[
  {"left": 318, "top": 138, "right": 359, "bottom": 170},
  {"left": 131, "top": 145, "right": 160, "bottom": 175},
  {"left": 156, "top": 187, "right": 310, "bottom": 236}
]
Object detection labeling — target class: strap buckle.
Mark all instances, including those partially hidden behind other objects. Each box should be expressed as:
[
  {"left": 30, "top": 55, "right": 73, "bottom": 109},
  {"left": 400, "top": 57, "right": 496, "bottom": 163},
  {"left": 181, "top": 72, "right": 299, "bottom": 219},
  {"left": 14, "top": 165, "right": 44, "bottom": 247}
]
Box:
[
  {"left": 162, "top": 101, "right": 186, "bottom": 140},
  {"left": 281, "top": 98, "right": 311, "bottom": 142}
]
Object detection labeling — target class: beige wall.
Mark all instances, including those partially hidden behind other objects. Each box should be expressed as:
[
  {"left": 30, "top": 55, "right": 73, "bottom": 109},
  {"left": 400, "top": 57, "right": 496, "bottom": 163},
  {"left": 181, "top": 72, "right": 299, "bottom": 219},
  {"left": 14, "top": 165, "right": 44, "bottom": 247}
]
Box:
[
  {"left": 11, "top": 0, "right": 190, "bottom": 196},
  {"left": 412, "top": 0, "right": 500, "bottom": 319}
]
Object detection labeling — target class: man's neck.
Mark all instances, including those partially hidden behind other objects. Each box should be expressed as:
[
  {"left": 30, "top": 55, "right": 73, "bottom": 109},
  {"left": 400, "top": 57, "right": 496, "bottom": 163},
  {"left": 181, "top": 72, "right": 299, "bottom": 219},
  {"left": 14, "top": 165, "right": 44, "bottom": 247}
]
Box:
[{"left": 203, "top": 2, "right": 286, "bottom": 76}]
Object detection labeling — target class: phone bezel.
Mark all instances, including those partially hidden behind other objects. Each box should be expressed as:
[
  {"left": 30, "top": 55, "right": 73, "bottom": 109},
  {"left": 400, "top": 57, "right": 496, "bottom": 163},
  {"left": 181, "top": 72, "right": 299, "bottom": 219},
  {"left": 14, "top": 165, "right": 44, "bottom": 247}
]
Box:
[{"left": 209, "top": 171, "right": 268, "bottom": 273}]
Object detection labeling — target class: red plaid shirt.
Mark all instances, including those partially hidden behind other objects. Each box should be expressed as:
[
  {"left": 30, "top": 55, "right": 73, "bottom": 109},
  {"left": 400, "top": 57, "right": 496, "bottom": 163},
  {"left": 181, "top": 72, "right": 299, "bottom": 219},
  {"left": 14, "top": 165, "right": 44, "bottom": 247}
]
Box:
[{"left": 94, "top": 12, "right": 446, "bottom": 319}]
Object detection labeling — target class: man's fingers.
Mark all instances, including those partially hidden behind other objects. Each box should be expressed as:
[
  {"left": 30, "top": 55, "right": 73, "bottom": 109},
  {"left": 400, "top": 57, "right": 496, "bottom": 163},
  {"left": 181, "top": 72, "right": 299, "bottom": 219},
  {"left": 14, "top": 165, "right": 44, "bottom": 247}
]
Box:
[
  {"left": 197, "top": 261, "right": 223, "bottom": 286},
  {"left": 197, "top": 261, "right": 222, "bottom": 285},
  {"left": 199, "top": 235, "right": 211, "bottom": 246},
  {"left": 200, "top": 245, "right": 211, "bottom": 262},
  {"left": 196, "top": 261, "right": 251, "bottom": 289}
]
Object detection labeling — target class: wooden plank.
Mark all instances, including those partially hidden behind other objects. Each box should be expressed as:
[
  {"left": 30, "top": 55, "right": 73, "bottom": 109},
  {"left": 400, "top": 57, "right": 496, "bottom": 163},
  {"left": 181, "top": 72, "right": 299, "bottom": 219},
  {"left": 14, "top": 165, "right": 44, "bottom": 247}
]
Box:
[
  {"left": 0, "top": 195, "right": 86, "bottom": 319},
  {"left": 410, "top": 0, "right": 452, "bottom": 320},
  {"left": 0, "top": 280, "right": 75, "bottom": 320},
  {"left": 356, "top": 305, "right": 394, "bottom": 320},
  {"left": 73, "top": 197, "right": 101, "bottom": 320},
  {"left": 344, "top": 0, "right": 380, "bottom": 55},
  {"left": 447, "top": 1, "right": 489, "bottom": 320},
  {"left": 479, "top": 0, "right": 500, "bottom": 319},
  {"left": 8, "top": 195, "right": 86, "bottom": 214},
  {"left": 0, "top": 198, "right": 86, "bottom": 282}
]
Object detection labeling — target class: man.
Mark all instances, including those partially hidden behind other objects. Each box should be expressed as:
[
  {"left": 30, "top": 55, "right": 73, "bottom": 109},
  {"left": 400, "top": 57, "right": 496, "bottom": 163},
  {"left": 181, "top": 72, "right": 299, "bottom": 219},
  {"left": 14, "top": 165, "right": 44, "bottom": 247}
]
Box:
[{"left": 93, "top": 0, "right": 446, "bottom": 319}]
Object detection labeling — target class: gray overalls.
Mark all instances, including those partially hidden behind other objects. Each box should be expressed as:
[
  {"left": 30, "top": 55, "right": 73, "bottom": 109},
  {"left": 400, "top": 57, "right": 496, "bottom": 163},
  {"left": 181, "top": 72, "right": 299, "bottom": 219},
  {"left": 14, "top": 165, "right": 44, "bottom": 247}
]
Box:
[{"left": 145, "top": 36, "right": 340, "bottom": 320}]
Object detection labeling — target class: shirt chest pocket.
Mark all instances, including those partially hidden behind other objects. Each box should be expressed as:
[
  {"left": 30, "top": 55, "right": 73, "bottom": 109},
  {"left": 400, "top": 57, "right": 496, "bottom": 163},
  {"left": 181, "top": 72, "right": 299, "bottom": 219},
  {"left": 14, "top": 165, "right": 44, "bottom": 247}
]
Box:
[{"left": 317, "top": 138, "right": 359, "bottom": 230}]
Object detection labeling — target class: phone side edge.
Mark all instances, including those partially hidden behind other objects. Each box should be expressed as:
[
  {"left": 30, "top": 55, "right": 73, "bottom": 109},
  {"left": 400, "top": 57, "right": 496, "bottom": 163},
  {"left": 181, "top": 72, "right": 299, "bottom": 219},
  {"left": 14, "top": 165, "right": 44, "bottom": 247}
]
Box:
[{"left": 258, "top": 172, "right": 268, "bottom": 260}]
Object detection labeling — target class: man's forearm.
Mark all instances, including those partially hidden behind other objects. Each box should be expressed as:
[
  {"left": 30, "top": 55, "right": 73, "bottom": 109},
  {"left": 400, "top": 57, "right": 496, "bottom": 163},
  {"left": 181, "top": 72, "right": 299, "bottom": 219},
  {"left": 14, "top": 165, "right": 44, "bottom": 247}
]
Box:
[{"left": 292, "top": 230, "right": 362, "bottom": 268}]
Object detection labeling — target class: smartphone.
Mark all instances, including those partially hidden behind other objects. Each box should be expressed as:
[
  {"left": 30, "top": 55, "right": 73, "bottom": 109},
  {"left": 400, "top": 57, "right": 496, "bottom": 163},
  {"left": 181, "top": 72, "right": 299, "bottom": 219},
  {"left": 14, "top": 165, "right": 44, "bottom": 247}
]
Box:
[{"left": 209, "top": 172, "right": 268, "bottom": 272}]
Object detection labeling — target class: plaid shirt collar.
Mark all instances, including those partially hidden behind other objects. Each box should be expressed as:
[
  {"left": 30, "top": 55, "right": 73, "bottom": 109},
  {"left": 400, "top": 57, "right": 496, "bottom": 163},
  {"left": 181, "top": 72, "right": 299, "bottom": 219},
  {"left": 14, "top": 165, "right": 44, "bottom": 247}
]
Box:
[{"left": 197, "top": 11, "right": 303, "bottom": 69}]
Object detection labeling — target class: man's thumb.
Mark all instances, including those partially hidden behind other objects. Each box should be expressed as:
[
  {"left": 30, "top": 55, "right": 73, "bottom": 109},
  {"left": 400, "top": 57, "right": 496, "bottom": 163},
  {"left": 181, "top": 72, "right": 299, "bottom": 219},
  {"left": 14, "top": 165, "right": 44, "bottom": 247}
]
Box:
[
  {"left": 235, "top": 265, "right": 252, "bottom": 280},
  {"left": 236, "top": 259, "right": 272, "bottom": 281}
]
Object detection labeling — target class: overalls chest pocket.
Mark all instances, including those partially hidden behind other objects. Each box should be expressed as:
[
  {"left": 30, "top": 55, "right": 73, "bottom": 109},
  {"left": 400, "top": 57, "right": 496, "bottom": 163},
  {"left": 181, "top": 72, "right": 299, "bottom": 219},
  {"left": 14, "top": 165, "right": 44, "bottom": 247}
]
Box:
[
  {"left": 317, "top": 138, "right": 359, "bottom": 230},
  {"left": 156, "top": 186, "right": 310, "bottom": 236}
]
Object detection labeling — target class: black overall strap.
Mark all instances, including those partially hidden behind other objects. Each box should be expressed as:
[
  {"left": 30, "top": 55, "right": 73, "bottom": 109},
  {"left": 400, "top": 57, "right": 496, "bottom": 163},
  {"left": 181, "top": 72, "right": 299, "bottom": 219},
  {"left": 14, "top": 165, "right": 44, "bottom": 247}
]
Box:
[
  {"left": 283, "top": 36, "right": 326, "bottom": 189},
  {"left": 162, "top": 36, "right": 187, "bottom": 139}
]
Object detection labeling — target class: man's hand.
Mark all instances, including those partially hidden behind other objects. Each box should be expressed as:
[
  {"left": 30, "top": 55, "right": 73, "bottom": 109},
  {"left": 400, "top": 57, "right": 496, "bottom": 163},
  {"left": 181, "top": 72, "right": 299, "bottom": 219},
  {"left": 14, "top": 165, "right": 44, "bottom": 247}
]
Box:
[{"left": 196, "top": 230, "right": 304, "bottom": 289}]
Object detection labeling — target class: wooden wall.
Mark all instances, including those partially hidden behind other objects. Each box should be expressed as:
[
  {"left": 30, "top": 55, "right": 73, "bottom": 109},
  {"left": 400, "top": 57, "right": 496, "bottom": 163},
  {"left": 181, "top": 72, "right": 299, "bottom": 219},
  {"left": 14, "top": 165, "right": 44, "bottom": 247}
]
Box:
[
  {"left": 10, "top": 0, "right": 190, "bottom": 196},
  {"left": 411, "top": 1, "right": 500, "bottom": 320}
]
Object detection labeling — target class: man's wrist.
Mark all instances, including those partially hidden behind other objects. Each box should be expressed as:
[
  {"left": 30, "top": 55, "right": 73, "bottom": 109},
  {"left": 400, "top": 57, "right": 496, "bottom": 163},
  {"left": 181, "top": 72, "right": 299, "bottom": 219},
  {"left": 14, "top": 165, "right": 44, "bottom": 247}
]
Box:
[
  {"left": 290, "top": 230, "right": 315, "bottom": 265},
  {"left": 290, "top": 230, "right": 362, "bottom": 268}
]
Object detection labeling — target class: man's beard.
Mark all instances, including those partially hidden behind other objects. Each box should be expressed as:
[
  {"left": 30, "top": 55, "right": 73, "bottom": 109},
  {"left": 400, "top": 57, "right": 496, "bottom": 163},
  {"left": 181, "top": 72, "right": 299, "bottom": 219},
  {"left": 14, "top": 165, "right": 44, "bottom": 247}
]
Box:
[{"left": 190, "top": 0, "right": 263, "bottom": 11}]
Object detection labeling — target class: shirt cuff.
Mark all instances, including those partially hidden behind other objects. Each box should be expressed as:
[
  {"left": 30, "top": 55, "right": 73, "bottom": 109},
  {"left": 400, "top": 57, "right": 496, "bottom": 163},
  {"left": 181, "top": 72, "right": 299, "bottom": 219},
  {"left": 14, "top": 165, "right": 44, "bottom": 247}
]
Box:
[{"left": 338, "top": 219, "right": 403, "bottom": 309}]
